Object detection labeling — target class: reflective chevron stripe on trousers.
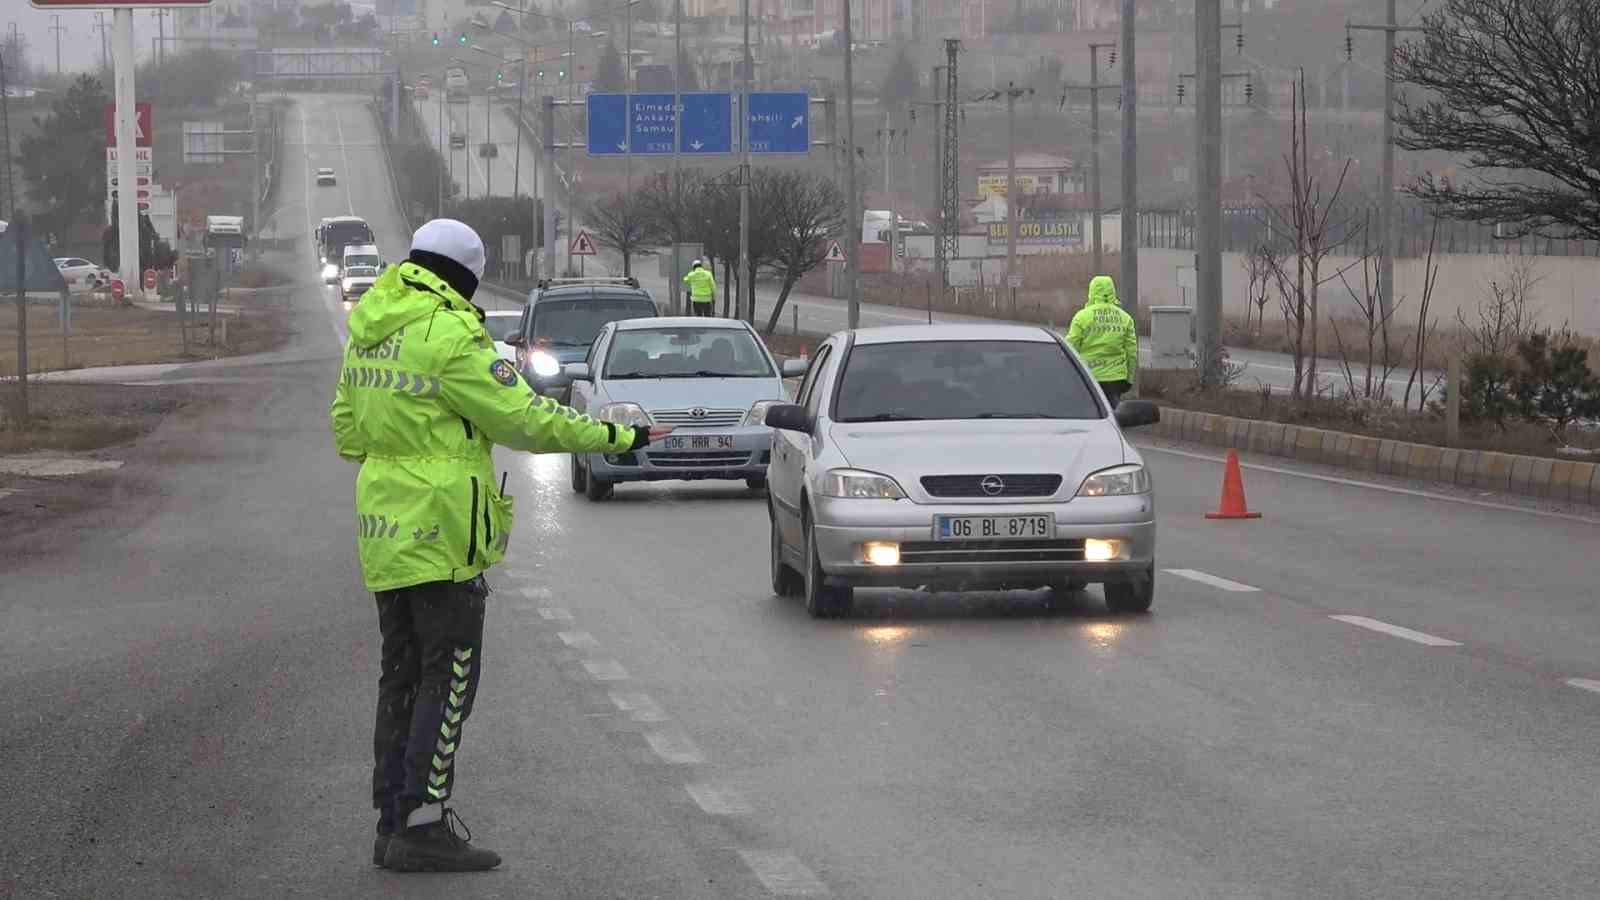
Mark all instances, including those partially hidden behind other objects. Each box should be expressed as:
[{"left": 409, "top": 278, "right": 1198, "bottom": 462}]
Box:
[{"left": 371, "top": 577, "right": 488, "bottom": 834}]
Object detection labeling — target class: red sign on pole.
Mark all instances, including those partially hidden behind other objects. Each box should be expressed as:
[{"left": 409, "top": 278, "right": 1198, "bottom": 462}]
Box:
[
  {"left": 110, "top": 279, "right": 126, "bottom": 303},
  {"left": 143, "top": 269, "right": 157, "bottom": 291},
  {"left": 104, "top": 102, "right": 153, "bottom": 148}
]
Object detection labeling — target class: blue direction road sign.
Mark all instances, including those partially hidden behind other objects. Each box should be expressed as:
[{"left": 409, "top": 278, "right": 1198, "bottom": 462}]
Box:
[
  {"left": 679, "top": 92, "right": 732, "bottom": 155},
  {"left": 628, "top": 93, "right": 677, "bottom": 155},
  {"left": 746, "top": 91, "right": 810, "bottom": 154},
  {"left": 586, "top": 93, "right": 628, "bottom": 155}
]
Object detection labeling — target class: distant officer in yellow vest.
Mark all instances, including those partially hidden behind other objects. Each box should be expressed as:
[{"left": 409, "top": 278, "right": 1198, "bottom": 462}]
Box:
[
  {"left": 1066, "top": 274, "right": 1139, "bottom": 407},
  {"left": 682, "top": 259, "right": 716, "bottom": 317}
]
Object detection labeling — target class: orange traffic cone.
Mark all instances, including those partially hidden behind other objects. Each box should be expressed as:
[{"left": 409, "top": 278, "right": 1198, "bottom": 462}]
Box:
[{"left": 1205, "top": 449, "right": 1262, "bottom": 519}]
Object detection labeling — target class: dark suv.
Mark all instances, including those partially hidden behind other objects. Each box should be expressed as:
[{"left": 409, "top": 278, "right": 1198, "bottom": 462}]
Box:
[{"left": 508, "top": 277, "right": 661, "bottom": 401}]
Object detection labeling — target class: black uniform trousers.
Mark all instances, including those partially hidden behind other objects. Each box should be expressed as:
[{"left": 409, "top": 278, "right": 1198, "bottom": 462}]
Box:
[
  {"left": 372, "top": 576, "right": 487, "bottom": 834},
  {"left": 1099, "top": 379, "right": 1132, "bottom": 408}
]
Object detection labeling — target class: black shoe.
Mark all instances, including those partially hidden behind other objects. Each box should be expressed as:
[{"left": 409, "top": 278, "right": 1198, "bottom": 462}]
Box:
[
  {"left": 382, "top": 809, "right": 501, "bottom": 873},
  {"left": 373, "top": 834, "right": 391, "bottom": 867}
]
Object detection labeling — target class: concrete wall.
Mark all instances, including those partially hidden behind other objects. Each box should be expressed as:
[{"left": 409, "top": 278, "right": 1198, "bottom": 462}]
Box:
[{"left": 1134, "top": 249, "right": 1600, "bottom": 336}]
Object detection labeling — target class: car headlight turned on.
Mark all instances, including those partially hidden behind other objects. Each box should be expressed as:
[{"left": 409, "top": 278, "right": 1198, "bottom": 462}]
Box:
[
  {"left": 322, "top": 263, "right": 340, "bottom": 280},
  {"left": 596, "top": 402, "right": 652, "bottom": 428},
  {"left": 863, "top": 541, "right": 901, "bottom": 566},
  {"left": 528, "top": 350, "right": 561, "bottom": 379},
  {"left": 743, "top": 399, "right": 780, "bottom": 427},
  {"left": 1084, "top": 539, "right": 1126, "bottom": 562},
  {"left": 821, "top": 468, "right": 906, "bottom": 500},
  {"left": 1076, "top": 464, "right": 1151, "bottom": 497}
]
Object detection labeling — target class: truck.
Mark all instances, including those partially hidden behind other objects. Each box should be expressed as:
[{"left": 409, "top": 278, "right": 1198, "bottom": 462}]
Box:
[
  {"left": 445, "top": 66, "right": 470, "bottom": 103},
  {"left": 316, "top": 216, "right": 375, "bottom": 283}
]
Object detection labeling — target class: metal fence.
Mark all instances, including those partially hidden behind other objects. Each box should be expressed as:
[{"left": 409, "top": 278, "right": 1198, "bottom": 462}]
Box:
[{"left": 1139, "top": 205, "right": 1600, "bottom": 258}]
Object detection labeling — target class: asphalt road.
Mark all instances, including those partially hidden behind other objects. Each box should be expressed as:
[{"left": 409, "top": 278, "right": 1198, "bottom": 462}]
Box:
[{"left": 7, "top": 92, "right": 1599, "bottom": 898}]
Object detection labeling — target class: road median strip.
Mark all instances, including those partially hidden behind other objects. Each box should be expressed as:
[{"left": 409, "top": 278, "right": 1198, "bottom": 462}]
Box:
[{"left": 1149, "top": 406, "right": 1599, "bottom": 507}]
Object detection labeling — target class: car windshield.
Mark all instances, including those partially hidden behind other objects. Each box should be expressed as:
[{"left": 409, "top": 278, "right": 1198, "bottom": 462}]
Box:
[
  {"left": 482, "top": 316, "right": 521, "bottom": 342},
  {"left": 345, "top": 266, "right": 378, "bottom": 278},
  {"left": 604, "top": 326, "right": 774, "bottom": 379},
  {"left": 530, "top": 297, "right": 654, "bottom": 348},
  {"left": 344, "top": 254, "right": 379, "bottom": 269},
  {"left": 833, "top": 340, "right": 1100, "bottom": 422}
]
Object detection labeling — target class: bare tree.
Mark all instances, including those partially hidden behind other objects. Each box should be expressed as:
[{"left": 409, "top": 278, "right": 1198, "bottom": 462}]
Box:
[
  {"left": 1256, "top": 70, "right": 1362, "bottom": 401},
  {"left": 762, "top": 170, "right": 847, "bottom": 335},
  {"left": 586, "top": 190, "right": 652, "bottom": 278},
  {"left": 1393, "top": 0, "right": 1600, "bottom": 240},
  {"left": 1402, "top": 218, "right": 1444, "bottom": 409},
  {"left": 1241, "top": 241, "right": 1281, "bottom": 338},
  {"left": 1457, "top": 256, "right": 1543, "bottom": 359},
  {"left": 1331, "top": 214, "right": 1401, "bottom": 402}
]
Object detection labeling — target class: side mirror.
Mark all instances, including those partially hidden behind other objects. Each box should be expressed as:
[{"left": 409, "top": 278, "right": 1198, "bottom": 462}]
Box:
[
  {"left": 779, "top": 358, "right": 809, "bottom": 378},
  {"left": 1114, "top": 399, "right": 1161, "bottom": 429},
  {"left": 764, "top": 403, "right": 812, "bottom": 433},
  {"left": 562, "top": 362, "right": 592, "bottom": 382},
  {"left": 505, "top": 334, "right": 526, "bottom": 348}
]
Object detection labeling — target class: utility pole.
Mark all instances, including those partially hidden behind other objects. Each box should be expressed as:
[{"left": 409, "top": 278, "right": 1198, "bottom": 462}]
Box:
[
  {"left": 671, "top": 0, "right": 682, "bottom": 313},
  {"left": 251, "top": 97, "right": 261, "bottom": 262},
  {"left": 113, "top": 9, "right": 140, "bottom": 300},
  {"left": 1118, "top": 0, "right": 1138, "bottom": 321},
  {"left": 152, "top": 9, "right": 167, "bottom": 67},
  {"left": 485, "top": 79, "right": 494, "bottom": 197},
  {"left": 1348, "top": 6, "right": 1422, "bottom": 323},
  {"left": 49, "top": 16, "right": 65, "bottom": 76},
  {"left": 1063, "top": 41, "right": 1117, "bottom": 272},
  {"left": 1195, "top": 0, "right": 1222, "bottom": 383},
  {"left": 0, "top": 49, "right": 13, "bottom": 220},
  {"left": 929, "top": 64, "right": 945, "bottom": 288},
  {"left": 739, "top": 0, "right": 752, "bottom": 322},
  {"left": 940, "top": 40, "right": 960, "bottom": 289},
  {"left": 842, "top": 0, "right": 860, "bottom": 328},
  {"left": 542, "top": 93, "right": 556, "bottom": 279},
  {"left": 999, "top": 84, "right": 1030, "bottom": 282},
  {"left": 94, "top": 13, "right": 111, "bottom": 72}
]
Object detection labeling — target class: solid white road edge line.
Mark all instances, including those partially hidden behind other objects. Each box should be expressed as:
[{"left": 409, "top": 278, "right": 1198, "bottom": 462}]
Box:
[
  {"left": 1564, "top": 678, "right": 1600, "bottom": 694},
  {"left": 1140, "top": 444, "right": 1600, "bottom": 526},
  {"left": 1164, "top": 569, "right": 1261, "bottom": 592},
  {"left": 1329, "top": 615, "right": 1462, "bottom": 647}
]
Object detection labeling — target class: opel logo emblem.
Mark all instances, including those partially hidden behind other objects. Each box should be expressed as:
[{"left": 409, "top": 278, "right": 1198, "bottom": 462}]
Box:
[
  {"left": 980, "top": 475, "right": 1006, "bottom": 496},
  {"left": 690, "top": 407, "right": 708, "bottom": 419}
]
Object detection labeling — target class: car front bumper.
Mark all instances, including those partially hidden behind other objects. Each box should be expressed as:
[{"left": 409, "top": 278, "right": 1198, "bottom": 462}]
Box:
[
  {"left": 586, "top": 427, "right": 771, "bottom": 482},
  {"left": 810, "top": 494, "right": 1155, "bottom": 590}
]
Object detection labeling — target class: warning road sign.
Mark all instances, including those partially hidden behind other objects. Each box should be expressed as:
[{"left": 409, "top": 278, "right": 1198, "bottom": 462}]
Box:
[
  {"left": 824, "top": 240, "right": 845, "bottom": 263},
  {"left": 569, "top": 229, "right": 598, "bottom": 256}
]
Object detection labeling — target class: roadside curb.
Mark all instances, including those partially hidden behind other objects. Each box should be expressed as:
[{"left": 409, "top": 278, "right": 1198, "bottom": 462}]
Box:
[{"left": 1149, "top": 407, "right": 1599, "bottom": 507}]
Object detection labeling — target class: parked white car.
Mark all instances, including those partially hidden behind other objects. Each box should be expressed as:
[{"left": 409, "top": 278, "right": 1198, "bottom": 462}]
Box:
[{"left": 54, "top": 257, "right": 111, "bottom": 292}]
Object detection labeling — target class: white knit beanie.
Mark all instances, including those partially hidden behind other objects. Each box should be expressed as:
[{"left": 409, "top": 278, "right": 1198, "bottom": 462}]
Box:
[{"left": 410, "top": 219, "right": 486, "bottom": 279}]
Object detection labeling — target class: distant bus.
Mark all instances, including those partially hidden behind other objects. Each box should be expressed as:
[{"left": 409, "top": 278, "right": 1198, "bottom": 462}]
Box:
[{"left": 445, "top": 66, "right": 470, "bottom": 102}]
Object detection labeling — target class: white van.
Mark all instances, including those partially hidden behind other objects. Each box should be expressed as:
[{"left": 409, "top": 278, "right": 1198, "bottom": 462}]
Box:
[{"left": 341, "top": 244, "right": 383, "bottom": 301}]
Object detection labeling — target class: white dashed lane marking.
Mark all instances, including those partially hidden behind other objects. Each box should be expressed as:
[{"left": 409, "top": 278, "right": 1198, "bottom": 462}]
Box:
[
  {"left": 1329, "top": 615, "right": 1462, "bottom": 647},
  {"left": 737, "top": 850, "right": 830, "bottom": 896},
  {"left": 520, "top": 585, "right": 554, "bottom": 600},
  {"left": 558, "top": 631, "right": 601, "bottom": 650},
  {"left": 1565, "top": 678, "right": 1600, "bottom": 694},
  {"left": 538, "top": 607, "right": 574, "bottom": 621},
  {"left": 1164, "top": 569, "right": 1261, "bottom": 592},
  {"left": 643, "top": 730, "right": 705, "bottom": 764},
  {"left": 609, "top": 691, "right": 670, "bottom": 723},
  {"left": 582, "top": 659, "right": 630, "bottom": 681}
]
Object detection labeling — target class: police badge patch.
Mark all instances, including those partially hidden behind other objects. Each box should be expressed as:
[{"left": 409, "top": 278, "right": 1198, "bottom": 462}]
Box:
[{"left": 489, "top": 358, "right": 520, "bottom": 387}]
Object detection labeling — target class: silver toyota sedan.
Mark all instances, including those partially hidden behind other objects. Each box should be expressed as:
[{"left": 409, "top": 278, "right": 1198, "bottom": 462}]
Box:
[
  {"left": 764, "top": 324, "right": 1161, "bottom": 618},
  {"left": 564, "top": 317, "right": 808, "bottom": 500}
]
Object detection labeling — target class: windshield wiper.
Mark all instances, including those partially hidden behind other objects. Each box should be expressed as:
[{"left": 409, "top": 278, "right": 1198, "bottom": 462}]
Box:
[
  {"left": 974, "top": 412, "right": 1058, "bottom": 419},
  {"left": 848, "top": 412, "right": 927, "bottom": 422}
]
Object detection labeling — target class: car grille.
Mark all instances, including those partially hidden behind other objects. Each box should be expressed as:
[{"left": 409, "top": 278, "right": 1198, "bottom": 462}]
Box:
[
  {"left": 650, "top": 408, "right": 745, "bottom": 428},
  {"left": 645, "top": 451, "right": 752, "bottom": 468},
  {"left": 919, "top": 474, "right": 1064, "bottom": 498},
  {"left": 899, "top": 539, "right": 1085, "bottom": 565}
]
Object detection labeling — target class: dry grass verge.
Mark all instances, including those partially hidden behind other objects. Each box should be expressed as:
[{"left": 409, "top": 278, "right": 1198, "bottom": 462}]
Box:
[
  {"left": 1139, "top": 368, "right": 1600, "bottom": 461},
  {"left": 0, "top": 383, "right": 194, "bottom": 454},
  {"left": 0, "top": 304, "right": 295, "bottom": 375}
]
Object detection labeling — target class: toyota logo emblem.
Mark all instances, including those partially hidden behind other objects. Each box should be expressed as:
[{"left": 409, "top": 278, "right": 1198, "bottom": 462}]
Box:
[
  {"left": 980, "top": 475, "right": 1006, "bottom": 496},
  {"left": 689, "top": 407, "right": 709, "bottom": 418}
]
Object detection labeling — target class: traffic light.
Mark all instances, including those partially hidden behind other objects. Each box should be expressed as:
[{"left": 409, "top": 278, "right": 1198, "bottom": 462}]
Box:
[
  {"left": 558, "top": 68, "right": 566, "bottom": 80},
  {"left": 496, "top": 70, "right": 504, "bottom": 82},
  {"left": 537, "top": 68, "right": 545, "bottom": 80},
  {"left": 432, "top": 32, "right": 440, "bottom": 45},
  {"left": 458, "top": 32, "right": 468, "bottom": 45}
]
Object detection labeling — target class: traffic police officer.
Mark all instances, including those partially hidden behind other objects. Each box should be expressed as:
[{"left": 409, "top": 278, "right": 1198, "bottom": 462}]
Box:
[
  {"left": 682, "top": 258, "right": 716, "bottom": 316},
  {"left": 1065, "top": 274, "right": 1140, "bottom": 407},
  {"left": 331, "top": 219, "right": 671, "bottom": 872}
]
